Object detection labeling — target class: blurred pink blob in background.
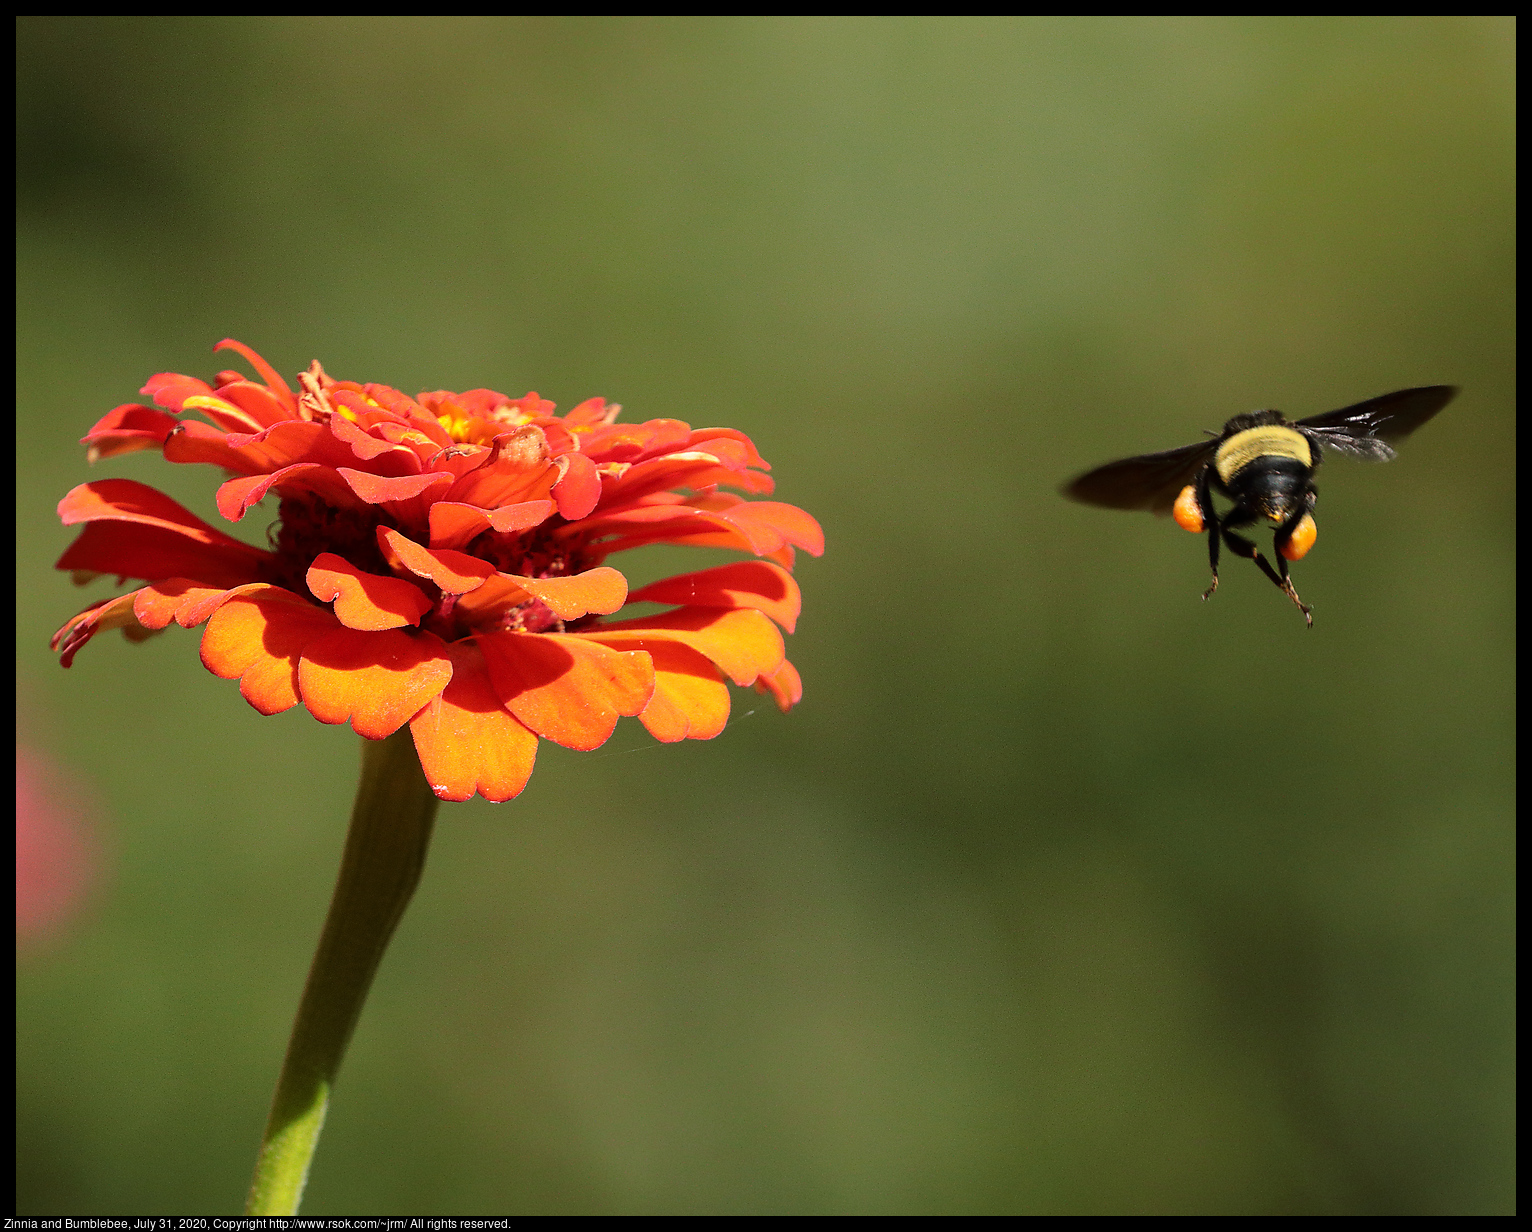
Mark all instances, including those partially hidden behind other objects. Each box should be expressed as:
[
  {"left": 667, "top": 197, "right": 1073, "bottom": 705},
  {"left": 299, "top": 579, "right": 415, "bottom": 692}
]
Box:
[{"left": 16, "top": 742, "right": 100, "bottom": 944}]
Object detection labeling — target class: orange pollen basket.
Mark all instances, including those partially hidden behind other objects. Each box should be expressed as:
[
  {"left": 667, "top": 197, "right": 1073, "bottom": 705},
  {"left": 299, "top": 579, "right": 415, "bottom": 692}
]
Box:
[
  {"left": 1280, "top": 513, "right": 1317, "bottom": 561},
  {"left": 1172, "top": 484, "right": 1204, "bottom": 534}
]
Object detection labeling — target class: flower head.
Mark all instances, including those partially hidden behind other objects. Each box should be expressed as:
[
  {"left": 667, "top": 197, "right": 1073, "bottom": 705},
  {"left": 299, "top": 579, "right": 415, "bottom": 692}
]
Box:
[{"left": 53, "top": 340, "right": 822, "bottom": 801}]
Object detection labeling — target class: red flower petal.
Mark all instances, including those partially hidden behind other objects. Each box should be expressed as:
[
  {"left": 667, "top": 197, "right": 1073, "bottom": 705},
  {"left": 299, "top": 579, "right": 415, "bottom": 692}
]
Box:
[
  {"left": 56, "top": 479, "right": 269, "bottom": 588},
  {"left": 721, "top": 500, "right": 825, "bottom": 557},
  {"left": 337, "top": 467, "right": 453, "bottom": 512},
  {"left": 141, "top": 371, "right": 214, "bottom": 412},
  {"left": 210, "top": 380, "right": 294, "bottom": 431},
  {"left": 181, "top": 393, "right": 268, "bottom": 435},
  {"left": 81, "top": 403, "right": 179, "bottom": 463},
  {"left": 479, "top": 631, "right": 653, "bottom": 751},
  {"left": 215, "top": 463, "right": 369, "bottom": 522},
  {"left": 214, "top": 338, "right": 298, "bottom": 415},
  {"left": 582, "top": 418, "right": 692, "bottom": 463},
  {"left": 306, "top": 554, "right": 434, "bottom": 631},
  {"left": 410, "top": 641, "right": 539, "bottom": 802},
  {"left": 564, "top": 397, "right": 619, "bottom": 427},
  {"left": 298, "top": 627, "right": 453, "bottom": 740}
]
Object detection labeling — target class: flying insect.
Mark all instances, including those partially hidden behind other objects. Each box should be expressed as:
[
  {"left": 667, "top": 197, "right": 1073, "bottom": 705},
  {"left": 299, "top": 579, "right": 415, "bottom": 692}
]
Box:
[{"left": 1062, "top": 386, "right": 1458, "bottom": 626}]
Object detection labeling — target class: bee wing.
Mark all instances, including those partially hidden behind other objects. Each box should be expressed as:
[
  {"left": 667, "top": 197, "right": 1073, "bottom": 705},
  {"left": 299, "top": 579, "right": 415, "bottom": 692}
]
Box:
[
  {"left": 1297, "top": 385, "right": 1458, "bottom": 461},
  {"left": 1062, "top": 439, "right": 1217, "bottom": 516}
]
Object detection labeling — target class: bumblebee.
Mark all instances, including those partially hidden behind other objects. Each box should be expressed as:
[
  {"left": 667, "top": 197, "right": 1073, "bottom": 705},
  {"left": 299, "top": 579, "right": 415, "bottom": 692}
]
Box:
[{"left": 1062, "top": 386, "right": 1458, "bottom": 626}]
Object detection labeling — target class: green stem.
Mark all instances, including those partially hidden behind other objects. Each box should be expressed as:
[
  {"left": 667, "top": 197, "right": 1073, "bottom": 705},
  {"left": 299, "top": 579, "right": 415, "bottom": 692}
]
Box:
[{"left": 245, "top": 727, "right": 440, "bottom": 1215}]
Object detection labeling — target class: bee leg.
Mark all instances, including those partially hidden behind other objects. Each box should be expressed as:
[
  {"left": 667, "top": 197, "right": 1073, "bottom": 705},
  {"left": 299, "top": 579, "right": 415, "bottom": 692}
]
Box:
[
  {"left": 1220, "top": 525, "right": 1263, "bottom": 570},
  {"left": 1225, "top": 526, "right": 1313, "bottom": 627},
  {"left": 1271, "top": 551, "right": 1313, "bottom": 628},
  {"left": 1200, "top": 473, "right": 1220, "bottom": 601},
  {"left": 1202, "top": 516, "right": 1221, "bottom": 600},
  {"left": 1271, "top": 508, "right": 1315, "bottom": 627}
]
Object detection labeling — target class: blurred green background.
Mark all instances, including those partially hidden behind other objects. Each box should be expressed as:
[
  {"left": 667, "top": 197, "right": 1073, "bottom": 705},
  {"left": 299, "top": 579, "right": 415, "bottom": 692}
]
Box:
[{"left": 16, "top": 16, "right": 1514, "bottom": 1216}]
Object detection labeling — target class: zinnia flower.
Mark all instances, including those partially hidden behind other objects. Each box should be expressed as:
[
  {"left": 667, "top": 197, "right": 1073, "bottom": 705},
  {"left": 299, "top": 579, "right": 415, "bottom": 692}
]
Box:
[{"left": 53, "top": 339, "right": 822, "bottom": 802}]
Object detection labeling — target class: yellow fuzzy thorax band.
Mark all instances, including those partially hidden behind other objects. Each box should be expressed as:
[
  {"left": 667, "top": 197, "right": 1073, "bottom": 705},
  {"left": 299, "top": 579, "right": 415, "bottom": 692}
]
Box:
[{"left": 1214, "top": 425, "right": 1310, "bottom": 485}]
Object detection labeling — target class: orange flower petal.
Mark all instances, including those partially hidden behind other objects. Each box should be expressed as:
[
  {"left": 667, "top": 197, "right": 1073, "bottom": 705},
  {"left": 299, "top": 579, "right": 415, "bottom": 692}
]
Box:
[
  {"left": 201, "top": 584, "right": 341, "bottom": 715},
  {"left": 552, "top": 452, "right": 601, "bottom": 519},
  {"left": 330, "top": 411, "right": 418, "bottom": 463},
  {"left": 480, "top": 631, "right": 653, "bottom": 751},
  {"left": 56, "top": 342, "right": 819, "bottom": 783},
  {"left": 55, "top": 519, "right": 269, "bottom": 591},
  {"left": 595, "top": 637, "right": 730, "bottom": 743},
  {"left": 444, "top": 426, "right": 557, "bottom": 508},
  {"left": 298, "top": 626, "right": 453, "bottom": 740},
  {"left": 421, "top": 442, "right": 491, "bottom": 483},
  {"left": 598, "top": 453, "right": 758, "bottom": 509},
  {"left": 585, "top": 606, "right": 784, "bottom": 687},
  {"left": 754, "top": 658, "right": 803, "bottom": 712},
  {"left": 490, "top": 500, "right": 555, "bottom": 532},
  {"left": 410, "top": 641, "right": 539, "bottom": 802},
  {"left": 425, "top": 502, "right": 494, "bottom": 551},
  {"left": 514, "top": 567, "right": 628, "bottom": 620},
  {"left": 133, "top": 579, "right": 237, "bottom": 630},
  {"left": 732, "top": 502, "right": 821, "bottom": 554},
  {"left": 306, "top": 554, "right": 434, "bottom": 630},
  {"left": 582, "top": 418, "right": 692, "bottom": 462},
  {"left": 377, "top": 527, "right": 495, "bottom": 594},
  {"left": 425, "top": 499, "right": 554, "bottom": 551},
  {"left": 576, "top": 495, "right": 810, "bottom": 558},
  {"left": 51, "top": 591, "right": 152, "bottom": 668},
  {"left": 564, "top": 397, "right": 619, "bottom": 427},
  {"left": 453, "top": 566, "right": 629, "bottom": 626},
  {"left": 628, "top": 560, "right": 800, "bottom": 633},
  {"left": 338, "top": 467, "right": 453, "bottom": 507},
  {"left": 450, "top": 575, "right": 538, "bottom": 627},
  {"left": 719, "top": 500, "right": 825, "bottom": 556}
]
